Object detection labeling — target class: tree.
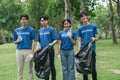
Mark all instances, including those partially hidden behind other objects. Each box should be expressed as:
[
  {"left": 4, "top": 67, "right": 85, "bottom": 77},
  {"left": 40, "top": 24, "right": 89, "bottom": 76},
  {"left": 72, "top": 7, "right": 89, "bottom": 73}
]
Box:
[
  {"left": 26, "top": 0, "right": 49, "bottom": 30},
  {"left": 45, "top": 0, "right": 65, "bottom": 31},
  {"left": 93, "top": 5, "right": 110, "bottom": 39},
  {"left": 0, "top": 0, "right": 22, "bottom": 43},
  {"left": 80, "top": 0, "right": 86, "bottom": 12},
  {"left": 109, "top": 0, "right": 118, "bottom": 44},
  {"left": 113, "top": 0, "right": 120, "bottom": 38},
  {"left": 79, "top": 0, "right": 97, "bottom": 16},
  {"left": 64, "top": 0, "right": 71, "bottom": 19}
]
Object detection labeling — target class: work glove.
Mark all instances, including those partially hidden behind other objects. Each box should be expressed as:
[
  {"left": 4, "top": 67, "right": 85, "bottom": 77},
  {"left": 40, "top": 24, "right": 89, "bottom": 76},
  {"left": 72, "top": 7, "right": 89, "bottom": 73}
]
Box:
[
  {"left": 36, "top": 44, "right": 41, "bottom": 50},
  {"left": 47, "top": 43, "right": 54, "bottom": 50},
  {"left": 16, "top": 36, "right": 22, "bottom": 43},
  {"left": 25, "top": 54, "right": 33, "bottom": 63},
  {"left": 48, "top": 43, "right": 54, "bottom": 47},
  {"left": 91, "top": 37, "right": 96, "bottom": 42},
  {"left": 58, "top": 54, "right": 61, "bottom": 60},
  {"left": 67, "top": 31, "right": 72, "bottom": 38}
]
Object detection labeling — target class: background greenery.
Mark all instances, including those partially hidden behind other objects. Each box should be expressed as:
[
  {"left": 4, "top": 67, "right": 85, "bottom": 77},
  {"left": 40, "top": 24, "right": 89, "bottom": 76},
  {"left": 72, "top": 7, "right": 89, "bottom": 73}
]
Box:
[
  {"left": 0, "top": 0, "right": 120, "bottom": 44},
  {"left": 0, "top": 0, "right": 120, "bottom": 79},
  {"left": 0, "top": 39, "right": 120, "bottom": 80}
]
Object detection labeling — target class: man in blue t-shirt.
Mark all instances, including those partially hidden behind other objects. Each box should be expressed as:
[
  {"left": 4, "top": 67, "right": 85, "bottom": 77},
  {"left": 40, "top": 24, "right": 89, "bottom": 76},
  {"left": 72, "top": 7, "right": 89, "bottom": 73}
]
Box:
[
  {"left": 13, "top": 14, "right": 36, "bottom": 80},
  {"left": 77, "top": 11, "right": 98, "bottom": 80},
  {"left": 37, "top": 16, "right": 57, "bottom": 80}
]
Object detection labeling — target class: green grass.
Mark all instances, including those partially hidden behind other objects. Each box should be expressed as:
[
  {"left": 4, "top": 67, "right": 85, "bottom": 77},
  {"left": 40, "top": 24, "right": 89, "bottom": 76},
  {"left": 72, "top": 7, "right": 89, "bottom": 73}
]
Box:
[{"left": 0, "top": 39, "right": 120, "bottom": 80}]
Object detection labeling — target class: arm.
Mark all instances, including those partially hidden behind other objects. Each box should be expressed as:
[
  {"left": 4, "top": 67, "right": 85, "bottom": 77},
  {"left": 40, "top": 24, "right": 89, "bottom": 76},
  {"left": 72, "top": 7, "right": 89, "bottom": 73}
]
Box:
[
  {"left": 31, "top": 40, "right": 35, "bottom": 53},
  {"left": 92, "top": 34, "right": 99, "bottom": 42},
  {"left": 69, "top": 37, "right": 76, "bottom": 45},
  {"left": 51, "top": 40, "right": 58, "bottom": 45},
  {"left": 94, "top": 34, "right": 99, "bottom": 41},
  {"left": 93, "top": 25, "right": 99, "bottom": 41},
  {"left": 78, "top": 37, "right": 82, "bottom": 51},
  {"left": 58, "top": 40, "right": 61, "bottom": 55}
]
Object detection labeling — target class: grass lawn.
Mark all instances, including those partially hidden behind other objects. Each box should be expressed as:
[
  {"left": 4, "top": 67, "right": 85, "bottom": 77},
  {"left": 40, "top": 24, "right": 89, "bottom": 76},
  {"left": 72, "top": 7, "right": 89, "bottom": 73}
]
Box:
[{"left": 0, "top": 39, "right": 120, "bottom": 80}]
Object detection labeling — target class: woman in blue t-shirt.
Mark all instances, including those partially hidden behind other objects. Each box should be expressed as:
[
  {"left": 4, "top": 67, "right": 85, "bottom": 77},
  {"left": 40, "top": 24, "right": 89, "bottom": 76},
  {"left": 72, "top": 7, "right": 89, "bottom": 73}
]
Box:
[{"left": 58, "top": 19, "right": 77, "bottom": 80}]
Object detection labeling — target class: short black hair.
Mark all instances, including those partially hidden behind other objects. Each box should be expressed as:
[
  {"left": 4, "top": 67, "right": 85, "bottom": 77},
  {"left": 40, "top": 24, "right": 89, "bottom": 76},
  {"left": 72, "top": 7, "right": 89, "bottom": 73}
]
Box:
[
  {"left": 20, "top": 14, "right": 29, "bottom": 20},
  {"left": 79, "top": 11, "right": 88, "bottom": 18},
  {"left": 39, "top": 15, "right": 48, "bottom": 21},
  {"left": 62, "top": 19, "right": 71, "bottom": 27}
]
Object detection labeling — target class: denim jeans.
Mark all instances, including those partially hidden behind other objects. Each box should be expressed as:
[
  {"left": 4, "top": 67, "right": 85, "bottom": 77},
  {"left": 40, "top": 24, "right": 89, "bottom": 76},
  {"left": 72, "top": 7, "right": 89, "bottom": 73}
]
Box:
[
  {"left": 45, "top": 48, "right": 56, "bottom": 80},
  {"left": 60, "top": 49, "right": 76, "bottom": 80},
  {"left": 83, "top": 50, "right": 97, "bottom": 80}
]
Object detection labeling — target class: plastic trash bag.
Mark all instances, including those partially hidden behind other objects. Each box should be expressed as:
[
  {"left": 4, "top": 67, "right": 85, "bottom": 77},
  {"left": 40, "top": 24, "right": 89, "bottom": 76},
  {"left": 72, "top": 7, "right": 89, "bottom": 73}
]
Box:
[
  {"left": 33, "top": 45, "right": 52, "bottom": 79},
  {"left": 75, "top": 39, "right": 93, "bottom": 75}
]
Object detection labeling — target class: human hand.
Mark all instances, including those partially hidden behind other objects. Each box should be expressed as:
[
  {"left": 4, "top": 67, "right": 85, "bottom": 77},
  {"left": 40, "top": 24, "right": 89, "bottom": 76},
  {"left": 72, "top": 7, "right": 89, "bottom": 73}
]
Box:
[
  {"left": 16, "top": 36, "right": 22, "bottom": 43},
  {"left": 25, "top": 54, "right": 33, "bottom": 63},
  {"left": 91, "top": 37, "right": 96, "bottom": 42},
  {"left": 67, "top": 31, "right": 72, "bottom": 38},
  {"left": 48, "top": 43, "right": 53, "bottom": 47}
]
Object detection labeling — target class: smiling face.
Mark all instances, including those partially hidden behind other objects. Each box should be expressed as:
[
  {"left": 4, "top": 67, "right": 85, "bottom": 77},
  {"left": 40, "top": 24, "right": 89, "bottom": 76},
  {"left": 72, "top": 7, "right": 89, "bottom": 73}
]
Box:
[
  {"left": 81, "top": 14, "right": 88, "bottom": 23},
  {"left": 20, "top": 17, "right": 28, "bottom": 27},
  {"left": 63, "top": 20, "right": 71, "bottom": 31},
  {"left": 40, "top": 18, "right": 48, "bottom": 28}
]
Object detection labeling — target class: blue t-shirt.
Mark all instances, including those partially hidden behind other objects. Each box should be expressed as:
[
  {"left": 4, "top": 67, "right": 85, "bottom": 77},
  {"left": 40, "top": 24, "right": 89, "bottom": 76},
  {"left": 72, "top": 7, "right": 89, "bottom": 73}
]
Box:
[
  {"left": 58, "top": 29, "right": 77, "bottom": 50},
  {"left": 38, "top": 26, "right": 57, "bottom": 48},
  {"left": 13, "top": 26, "right": 37, "bottom": 50},
  {"left": 77, "top": 23, "right": 98, "bottom": 51}
]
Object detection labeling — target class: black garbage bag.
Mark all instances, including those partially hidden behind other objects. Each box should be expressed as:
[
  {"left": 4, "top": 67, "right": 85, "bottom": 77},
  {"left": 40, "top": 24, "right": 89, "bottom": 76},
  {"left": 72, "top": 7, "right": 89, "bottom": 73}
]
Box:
[
  {"left": 33, "top": 45, "right": 52, "bottom": 79},
  {"left": 75, "top": 39, "right": 93, "bottom": 75},
  {"left": 33, "top": 45, "right": 51, "bottom": 66}
]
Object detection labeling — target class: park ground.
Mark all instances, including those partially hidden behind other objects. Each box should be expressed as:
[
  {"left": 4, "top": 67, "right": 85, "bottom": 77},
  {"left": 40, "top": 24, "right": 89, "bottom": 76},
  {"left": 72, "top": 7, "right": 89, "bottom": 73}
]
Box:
[{"left": 0, "top": 39, "right": 120, "bottom": 80}]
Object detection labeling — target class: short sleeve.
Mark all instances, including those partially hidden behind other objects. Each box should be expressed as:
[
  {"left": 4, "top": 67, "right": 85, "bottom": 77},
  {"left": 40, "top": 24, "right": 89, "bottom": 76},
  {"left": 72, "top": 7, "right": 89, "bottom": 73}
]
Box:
[
  {"left": 94, "top": 25, "right": 98, "bottom": 35},
  {"left": 58, "top": 32, "right": 61, "bottom": 40},
  {"left": 72, "top": 31, "right": 77, "bottom": 41},
  {"left": 77, "top": 28, "right": 82, "bottom": 37},
  {"left": 30, "top": 29, "right": 37, "bottom": 40},
  {"left": 51, "top": 28, "right": 57, "bottom": 40}
]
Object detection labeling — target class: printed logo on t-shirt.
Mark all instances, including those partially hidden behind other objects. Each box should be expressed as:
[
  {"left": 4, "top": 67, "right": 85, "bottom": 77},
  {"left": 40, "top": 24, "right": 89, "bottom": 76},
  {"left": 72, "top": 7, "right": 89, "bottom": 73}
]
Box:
[
  {"left": 81, "top": 29, "right": 93, "bottom": 33},
  {"left": 17, "top": 32, "right": 30, "bottom": 35},
  {"left": 39, "top": 32, "right": 50, "bottom": 35},
  {"left": 61, "top": 34, "right": 68, "bottom": 37}
]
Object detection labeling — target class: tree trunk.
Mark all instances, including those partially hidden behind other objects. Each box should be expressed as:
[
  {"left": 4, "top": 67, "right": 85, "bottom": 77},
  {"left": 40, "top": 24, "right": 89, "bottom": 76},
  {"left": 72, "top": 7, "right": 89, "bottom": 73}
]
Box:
[
  {"left": 64, "top": 0, "right": 71, "bottom": 19},
  {"left": 116, "top": 0, "right": 120, "bottom": 17},
  {"left": 113, "top": 0, "right": 120, "bottom": 38},
  {"left": 116, "top": 0, "right": 120, "bottom": 38},
  {"left": 0, "top": 34, "right": 6, "bottom": 44},
  {"left": 80, "top": 0, "right": 86, "bottom": 12},
  {"left": 109, "top": 0, "right": 118, "bottom": 44},
  {"left": 105, "top": 30, "right": 108, "bottom": 39}
]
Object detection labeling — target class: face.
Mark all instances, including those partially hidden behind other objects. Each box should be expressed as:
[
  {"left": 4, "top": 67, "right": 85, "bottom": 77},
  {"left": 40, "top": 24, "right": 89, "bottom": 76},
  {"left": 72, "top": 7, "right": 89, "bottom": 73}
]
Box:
[
  {"left": 81, "top": 14, "right": 88, "bottom": 23},
  {"left": 40, "top": 18, "right": 48, "bottom": 27},
  {"left": 63, "top": 21, "right": 71, "bottom": 30},
  {"left": 20, "top": 17, "right": 28, "bottom": 26}
]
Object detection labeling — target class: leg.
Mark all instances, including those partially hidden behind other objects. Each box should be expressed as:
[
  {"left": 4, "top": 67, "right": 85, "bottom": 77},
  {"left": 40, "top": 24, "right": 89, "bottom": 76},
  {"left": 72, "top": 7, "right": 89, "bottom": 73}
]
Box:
[
  {"left": 92, "top": 51, "right": 97, "bottom": 80},
  {"left": 83, "top": 75, "right": 88, "bottom": 80},
  {"left": 16, "top": 50, "right": 24, "bottom": 80},
  {"left": 46, "top": 48, "right": 56, "bottom": 80},
  {"left": 67, "top": 50, "right": 75, "bottom": 80},
  {"left": 60, "top": 50, "right": 68, "bottom": 80},
  {"left": 25, "top": 50, "right": 34, "bottom": 80}
]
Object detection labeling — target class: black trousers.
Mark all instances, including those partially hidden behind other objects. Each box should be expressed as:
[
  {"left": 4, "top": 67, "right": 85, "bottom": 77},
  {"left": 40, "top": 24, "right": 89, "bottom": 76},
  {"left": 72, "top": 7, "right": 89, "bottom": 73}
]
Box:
[
  {"left": 45, "top": 48, "right": 56, "bottom": 80},
  {"left": 83, "top": 50, "right": 97, "bottom": 80}
]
